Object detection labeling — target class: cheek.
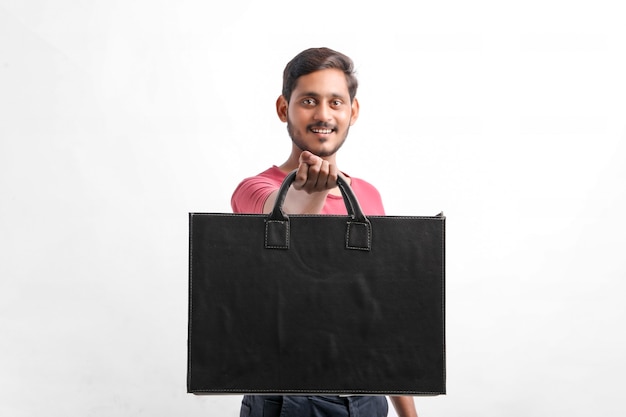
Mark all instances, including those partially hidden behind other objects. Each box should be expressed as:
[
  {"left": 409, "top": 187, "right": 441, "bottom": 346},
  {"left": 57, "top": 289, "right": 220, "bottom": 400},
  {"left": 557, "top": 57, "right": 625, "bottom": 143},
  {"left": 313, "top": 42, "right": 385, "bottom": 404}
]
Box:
[
  {"left": 287, "top": 108, "right": 307, "bottom": 124},
  {"left": 338, "top": 111, "right": 353, "bottom": 126}
]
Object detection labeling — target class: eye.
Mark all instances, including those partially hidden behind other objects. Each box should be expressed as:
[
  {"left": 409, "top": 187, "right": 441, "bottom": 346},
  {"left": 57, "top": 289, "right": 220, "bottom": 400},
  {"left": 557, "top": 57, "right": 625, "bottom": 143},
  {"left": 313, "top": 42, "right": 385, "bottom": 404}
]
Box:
[
  {"left": 301, "top": 98, "right": 316, "bottom": 106},
  {"left": 331, "top": 99, "right": 343, "bottom": 107}
]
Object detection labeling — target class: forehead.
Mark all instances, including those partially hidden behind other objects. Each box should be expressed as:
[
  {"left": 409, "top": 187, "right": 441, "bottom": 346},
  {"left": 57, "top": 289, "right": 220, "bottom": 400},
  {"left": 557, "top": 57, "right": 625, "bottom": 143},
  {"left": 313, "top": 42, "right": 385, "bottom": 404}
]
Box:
[{"left": 292, "top": 68, "right": 350, "bottom": 98}]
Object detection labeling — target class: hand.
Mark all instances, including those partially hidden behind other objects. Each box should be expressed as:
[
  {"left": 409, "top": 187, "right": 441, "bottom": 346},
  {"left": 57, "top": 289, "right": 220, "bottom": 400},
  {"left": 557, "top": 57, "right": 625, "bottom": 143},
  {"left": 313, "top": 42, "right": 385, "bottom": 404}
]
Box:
[
  {"left": 292, "top": 151, "right": 338, "bottom": 194},
  {"left": 389, "top": 396, "right": 418, "bottom": 417}
]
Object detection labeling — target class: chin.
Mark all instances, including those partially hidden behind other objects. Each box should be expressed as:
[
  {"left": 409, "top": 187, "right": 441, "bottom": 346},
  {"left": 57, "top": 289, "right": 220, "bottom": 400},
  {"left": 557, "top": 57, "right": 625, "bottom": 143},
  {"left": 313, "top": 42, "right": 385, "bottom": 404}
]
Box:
[{"left": 297, "top": 142, "right": 342, "bottom": 157}]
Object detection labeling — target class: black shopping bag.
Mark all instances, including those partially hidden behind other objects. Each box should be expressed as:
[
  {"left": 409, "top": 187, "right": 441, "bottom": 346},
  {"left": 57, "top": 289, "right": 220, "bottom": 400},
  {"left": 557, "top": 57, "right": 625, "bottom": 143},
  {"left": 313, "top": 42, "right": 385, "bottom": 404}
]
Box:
[{"left": 188, "top": 171, "right": 445, "bottom": 395}]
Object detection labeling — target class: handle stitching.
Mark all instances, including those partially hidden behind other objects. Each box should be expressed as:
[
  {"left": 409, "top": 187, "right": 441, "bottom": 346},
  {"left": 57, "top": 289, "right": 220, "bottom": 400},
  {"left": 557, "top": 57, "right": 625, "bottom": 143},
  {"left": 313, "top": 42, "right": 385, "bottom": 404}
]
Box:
[
  {"left": 345, "top": 221, "right": 371, "bottom": 251},
  {"left": 265, "top": 220, "right": 290, "bottom": 249}
]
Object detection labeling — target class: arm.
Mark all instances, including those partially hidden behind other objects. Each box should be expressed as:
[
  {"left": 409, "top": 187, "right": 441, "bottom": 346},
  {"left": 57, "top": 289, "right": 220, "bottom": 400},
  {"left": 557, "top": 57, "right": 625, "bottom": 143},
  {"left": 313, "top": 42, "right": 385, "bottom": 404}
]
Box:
[
  {"left": 262, "top": 151, "right": 339, "bottom": 214},
  {"left": 389, "top": 396, "right": 418, "bottom": 417}
]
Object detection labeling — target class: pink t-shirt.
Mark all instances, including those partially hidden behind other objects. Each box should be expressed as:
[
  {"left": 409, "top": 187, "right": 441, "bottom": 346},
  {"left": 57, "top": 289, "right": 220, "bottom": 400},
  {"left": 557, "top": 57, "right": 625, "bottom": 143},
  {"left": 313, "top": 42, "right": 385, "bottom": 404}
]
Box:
[{"left": 231, "top": 166, "right": 385, "bottom": 215}]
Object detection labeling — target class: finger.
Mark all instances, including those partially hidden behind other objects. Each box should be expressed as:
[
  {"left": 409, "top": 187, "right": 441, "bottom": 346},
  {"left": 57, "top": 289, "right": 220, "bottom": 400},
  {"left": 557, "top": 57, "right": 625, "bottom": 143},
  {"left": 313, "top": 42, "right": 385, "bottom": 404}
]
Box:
[
  {"left": 293, "top": 161, "right": 310, "bottom": 190},
  {"left": 314, "top": 159, "right": 332, "bottom": 190},
  {"left": 327, "top": 162, "right": 338, "bottom": 189},
  {"left": 307, "top": 157, "right": 325, "bottom": 190}
]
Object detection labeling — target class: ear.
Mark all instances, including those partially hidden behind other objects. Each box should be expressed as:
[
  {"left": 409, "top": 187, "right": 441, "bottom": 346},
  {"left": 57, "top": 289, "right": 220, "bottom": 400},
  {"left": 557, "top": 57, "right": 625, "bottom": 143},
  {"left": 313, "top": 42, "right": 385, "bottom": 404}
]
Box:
[
  {"left": 276, "top": 95, "right": 289, "bottom": 122},
  {"left": 349, "top": 97, "right": 360, "bottom": 126}
]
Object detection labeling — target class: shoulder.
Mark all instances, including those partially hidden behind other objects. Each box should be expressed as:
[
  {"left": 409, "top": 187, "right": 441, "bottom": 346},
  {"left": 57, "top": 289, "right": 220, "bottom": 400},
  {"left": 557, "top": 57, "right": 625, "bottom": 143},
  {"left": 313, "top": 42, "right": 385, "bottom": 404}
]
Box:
[
  {"left": 237, "top": 166, "right": 286, "bottom": 188},
  {"left": 347, "top": 176, "right": 386, "bottom": 215},
  {"left": 231, "top": 167, "right": 286, "bottom": 213},
  {"left": 350, "top": 176, "right": 381, "bottom": 194}
]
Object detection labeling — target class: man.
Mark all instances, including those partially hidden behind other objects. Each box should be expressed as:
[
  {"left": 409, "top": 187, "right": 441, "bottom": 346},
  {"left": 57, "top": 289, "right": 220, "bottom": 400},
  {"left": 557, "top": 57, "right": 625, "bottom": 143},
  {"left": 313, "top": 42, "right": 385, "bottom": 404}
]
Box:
[{"left": 231, "top": 47, "right": 418, "bottom": 417}]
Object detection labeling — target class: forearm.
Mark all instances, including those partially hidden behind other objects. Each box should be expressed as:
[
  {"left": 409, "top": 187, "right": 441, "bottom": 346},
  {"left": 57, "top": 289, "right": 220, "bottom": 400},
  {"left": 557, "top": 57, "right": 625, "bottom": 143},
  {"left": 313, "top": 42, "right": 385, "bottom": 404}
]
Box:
[{"left": 389, "top": 396, "right": 418, "bottom": 417}]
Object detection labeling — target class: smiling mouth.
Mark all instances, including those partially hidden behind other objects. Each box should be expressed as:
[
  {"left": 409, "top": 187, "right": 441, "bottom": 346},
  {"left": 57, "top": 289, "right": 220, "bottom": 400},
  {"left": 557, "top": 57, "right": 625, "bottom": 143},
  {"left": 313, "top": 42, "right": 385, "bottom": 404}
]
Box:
[{"left": 310, "top": 127, "right": 334, "bottom": 134}]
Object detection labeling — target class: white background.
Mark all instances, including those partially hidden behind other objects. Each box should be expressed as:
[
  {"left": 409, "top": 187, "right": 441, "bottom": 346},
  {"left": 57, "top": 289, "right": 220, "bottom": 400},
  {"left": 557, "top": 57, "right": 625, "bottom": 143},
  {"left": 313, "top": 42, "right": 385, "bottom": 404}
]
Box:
[{"left": 1, "top": 1, "right": 625, "bottom": 416}]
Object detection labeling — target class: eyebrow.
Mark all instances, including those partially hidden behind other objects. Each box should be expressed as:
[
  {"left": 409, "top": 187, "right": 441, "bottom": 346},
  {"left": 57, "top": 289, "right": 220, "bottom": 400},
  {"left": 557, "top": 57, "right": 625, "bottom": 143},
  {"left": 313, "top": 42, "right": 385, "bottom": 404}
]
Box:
[{"left": 296, "top": 91, "right": 347, "bottom": 100}]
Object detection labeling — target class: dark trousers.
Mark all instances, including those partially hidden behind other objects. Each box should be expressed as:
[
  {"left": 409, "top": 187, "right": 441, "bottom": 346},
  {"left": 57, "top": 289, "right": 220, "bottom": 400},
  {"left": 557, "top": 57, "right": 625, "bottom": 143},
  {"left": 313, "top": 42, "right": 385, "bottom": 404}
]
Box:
[{"left": 240, "top": 395, "right": 388, "bottom": 417}]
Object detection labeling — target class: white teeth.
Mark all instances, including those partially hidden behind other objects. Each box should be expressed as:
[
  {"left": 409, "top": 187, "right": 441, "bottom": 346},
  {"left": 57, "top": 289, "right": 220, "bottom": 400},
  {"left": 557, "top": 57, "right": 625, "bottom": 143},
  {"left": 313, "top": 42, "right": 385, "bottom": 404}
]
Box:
[{"left": 312, "top": 129, "right": 332, "bottom": 134}]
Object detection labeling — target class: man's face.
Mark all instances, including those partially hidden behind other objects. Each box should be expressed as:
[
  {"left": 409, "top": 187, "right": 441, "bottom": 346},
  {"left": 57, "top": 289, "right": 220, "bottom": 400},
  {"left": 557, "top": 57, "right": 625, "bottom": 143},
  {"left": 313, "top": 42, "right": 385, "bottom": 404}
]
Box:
[{"left": 278, "top": 68, "right": 359, "bottom": 157}]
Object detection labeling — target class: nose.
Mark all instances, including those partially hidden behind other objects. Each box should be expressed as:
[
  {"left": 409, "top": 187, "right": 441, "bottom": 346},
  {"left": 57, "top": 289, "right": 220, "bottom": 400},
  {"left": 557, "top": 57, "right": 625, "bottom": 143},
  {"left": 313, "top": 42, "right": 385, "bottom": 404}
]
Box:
[{"left": 313, "top": 102, "right": 331, "bottom": 121}]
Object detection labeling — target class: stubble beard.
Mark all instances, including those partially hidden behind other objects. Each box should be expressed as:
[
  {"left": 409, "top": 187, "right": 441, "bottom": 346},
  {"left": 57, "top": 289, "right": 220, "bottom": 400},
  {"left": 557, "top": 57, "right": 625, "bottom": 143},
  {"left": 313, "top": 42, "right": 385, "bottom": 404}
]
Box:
[{"left": 286, "top": 120, "right": 350, "bottom": 158}]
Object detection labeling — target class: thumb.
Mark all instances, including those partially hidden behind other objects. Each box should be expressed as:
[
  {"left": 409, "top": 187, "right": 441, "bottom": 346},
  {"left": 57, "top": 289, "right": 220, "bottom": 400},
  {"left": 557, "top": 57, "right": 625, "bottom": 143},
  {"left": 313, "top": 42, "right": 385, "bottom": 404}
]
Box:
[
  {"left": 299, "top": 151, "right": 321, "bottom": 165},
  {"left": 298, "top": 151, "right": 311, "bottom": 164}
]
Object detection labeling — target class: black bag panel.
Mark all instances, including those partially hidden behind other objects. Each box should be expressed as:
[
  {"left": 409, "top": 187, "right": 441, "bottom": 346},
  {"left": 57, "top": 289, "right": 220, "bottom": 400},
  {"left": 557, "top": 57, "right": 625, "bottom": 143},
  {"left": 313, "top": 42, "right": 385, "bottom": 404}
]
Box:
[{"left": 188, "top": 213, "right": 445, "bottom": 395}]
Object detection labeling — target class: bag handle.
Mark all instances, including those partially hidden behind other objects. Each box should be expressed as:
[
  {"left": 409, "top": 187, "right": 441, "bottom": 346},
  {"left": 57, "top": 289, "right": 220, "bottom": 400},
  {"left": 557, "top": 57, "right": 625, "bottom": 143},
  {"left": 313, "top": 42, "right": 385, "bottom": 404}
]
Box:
[
  {"left": 267, "top": 170, "right": 368, "bottom": 223},
  {"left": 265, "top": 170, "right": 372, "bottom": 251}
]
